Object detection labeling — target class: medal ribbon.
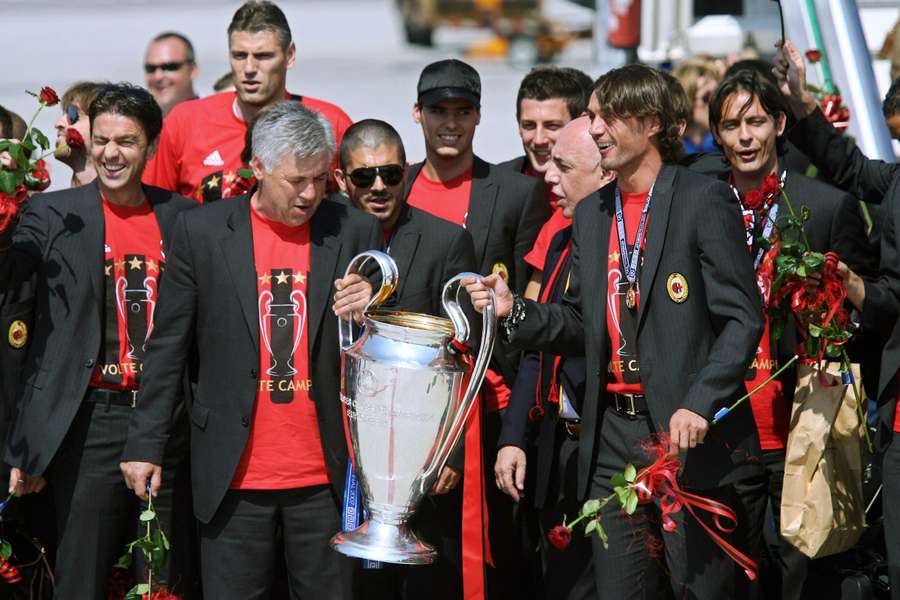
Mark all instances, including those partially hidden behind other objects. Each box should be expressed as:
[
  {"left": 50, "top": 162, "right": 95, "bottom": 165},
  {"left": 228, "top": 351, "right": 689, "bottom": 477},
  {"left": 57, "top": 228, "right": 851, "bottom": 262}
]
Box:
[
  {"left": 341, "top": 461, "right": 382, "bottom": 569},
  {"left": 614, "top": 185, "right": 654, "bottom": 288}
]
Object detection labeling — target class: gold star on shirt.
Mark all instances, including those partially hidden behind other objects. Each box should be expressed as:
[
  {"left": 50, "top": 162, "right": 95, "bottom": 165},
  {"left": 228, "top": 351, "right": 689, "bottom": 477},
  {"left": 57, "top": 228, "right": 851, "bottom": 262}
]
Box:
[
  {"left": 293, "top": 272, "right": 307, "bottom": 285},
  {"left": 258, "top": 273, "right": 272, "bottom": 285},
  {"left": 224, "top": 172, "right": 236, "bottom": 183},
  {"left": 115, "top": 259, "right": 126, "bottom": 270},
  {"left": 206, "top": 175, "right": 220, "bottom": 189},
  {"left": 128, "top": 256, "right": 143, "bottom": 270},
  {"left": 146, "top": 258, "right": 159, "bottom": 273},
  {"left": 275, "top": 270, "right": 290, "bottom": 285},
  {"left": 608, "top": 250, "right": 620, "bottom": 264}
]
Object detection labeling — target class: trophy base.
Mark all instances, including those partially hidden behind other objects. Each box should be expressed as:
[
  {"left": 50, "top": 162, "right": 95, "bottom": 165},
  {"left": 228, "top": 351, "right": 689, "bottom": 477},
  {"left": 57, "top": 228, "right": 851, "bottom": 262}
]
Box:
[{"left": 331, "top": 519, "right": 437, "bottom": 565}]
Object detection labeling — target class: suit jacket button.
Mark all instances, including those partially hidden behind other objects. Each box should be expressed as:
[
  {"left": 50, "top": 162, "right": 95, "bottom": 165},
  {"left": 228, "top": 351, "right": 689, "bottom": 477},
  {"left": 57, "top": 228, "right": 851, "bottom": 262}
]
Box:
[
  {"left": 241, "top": 416, "right": 250, "bottom": 427},
  {"left": 85, "top": 359, "right": 95, "bottom": 368},
  {"left": 250, "top": 369, "right": 257, "bottom": 378}
]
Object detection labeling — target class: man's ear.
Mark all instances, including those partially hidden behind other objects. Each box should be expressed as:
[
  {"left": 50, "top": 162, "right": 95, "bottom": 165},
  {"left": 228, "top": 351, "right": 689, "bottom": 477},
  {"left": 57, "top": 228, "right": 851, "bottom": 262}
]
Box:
[
  {"left": 251, "top": 156, "right": 265, "bottom": 181},
  {"left": 285, "top": 41, "right": 297, "bottom": 70},
  {"left": 334, "top": 168, "right": 348, "bottom": 194},
  {"left": 775, "top": 111, "right": 787, "bottom": 137},
  {"left": 146, "top": 137, "right": 160, "bottom": 161},
  {"left": 645, "top": 115, "right": 662, "bottom": 138},
  {"left": 412, "top": 103, "right": 422, "bottom": 124}
]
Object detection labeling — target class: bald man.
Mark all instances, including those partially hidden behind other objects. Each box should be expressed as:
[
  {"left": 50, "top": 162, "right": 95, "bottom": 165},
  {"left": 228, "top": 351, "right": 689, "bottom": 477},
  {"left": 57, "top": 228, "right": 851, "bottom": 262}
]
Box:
[{"left": 497, "top": 116, "right": 614, "bottom": 600}]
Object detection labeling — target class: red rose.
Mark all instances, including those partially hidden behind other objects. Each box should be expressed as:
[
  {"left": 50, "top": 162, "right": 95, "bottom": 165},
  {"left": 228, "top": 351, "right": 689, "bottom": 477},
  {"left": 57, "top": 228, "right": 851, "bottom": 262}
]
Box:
[
  {"left": 805, "top": 49, "right": 821, "bottom": 63},
  {"left": 39, "top": 86, "right": 59, "bottom": 106},
  {"left": 547, "top": 524, "right": 572, "bottom": 550},
  {"left": 761, "top": 174, "right": 781, "bottom": 199},
  {"left": 28, "top": 159, "right": 51, "bottom": 191},
  {"left": 742, "top": 189, "right": 763, "bottom": 211},
  {"left": 66, "top": 128, "right": 85, "bottom": 149}
]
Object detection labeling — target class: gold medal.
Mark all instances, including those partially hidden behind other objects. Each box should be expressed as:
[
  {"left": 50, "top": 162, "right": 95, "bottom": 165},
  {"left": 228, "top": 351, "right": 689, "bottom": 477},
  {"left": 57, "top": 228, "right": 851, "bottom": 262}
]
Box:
[
  {"left": 7, "top": 320, "right": 27, "bottom": 349},
  {"left": 491, "top": 262, "right": 509, "bottom": 283},
  {"left": 667, "top": 273, "right": 689, "bottom": 303},
  {"left": 625, "top": 284, "right": 637, "bottom": 310}
]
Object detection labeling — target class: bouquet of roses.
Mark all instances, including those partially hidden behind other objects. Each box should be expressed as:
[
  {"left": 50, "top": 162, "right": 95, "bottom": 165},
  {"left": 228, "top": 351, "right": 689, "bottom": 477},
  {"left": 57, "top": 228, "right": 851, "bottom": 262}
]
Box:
[
  {"left": 0, "top": 87, "right": 58, "bottom": 232},
  {"left": 804, "top": 49, "right": 850, "bottom": 133}
]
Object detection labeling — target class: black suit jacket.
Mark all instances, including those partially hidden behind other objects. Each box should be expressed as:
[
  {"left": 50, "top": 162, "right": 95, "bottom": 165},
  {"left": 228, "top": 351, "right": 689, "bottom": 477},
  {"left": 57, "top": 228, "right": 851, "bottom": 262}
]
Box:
[
  {"left": 122, "top": 197, "right": 383, "bottom": 523},
  {"left": 500, "top": 223, "right": 586, "bottom": 508},
  {"left": 788, "top": 107, "right": 900, "bottom": 447},
  {"left": 507, "top": 165, "right": 764, "bottom": 497},
  {"left": 0, "top": 182, "right": 195, "bottom": 475},
  {"left": 0, "top": 276, "right": 35, "bottom": 473},
  {"left": 402, "top": 156, "right": 550, "bottom": 388},
  {"left": 496, "top": 155, "right": 528, "bottom": 174}
]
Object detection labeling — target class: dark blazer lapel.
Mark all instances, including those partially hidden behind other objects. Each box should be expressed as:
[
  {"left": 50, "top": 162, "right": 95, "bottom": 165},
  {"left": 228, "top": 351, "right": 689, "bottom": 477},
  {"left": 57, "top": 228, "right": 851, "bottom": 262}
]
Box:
[
  {"left": 402, "top": 162, "right": 425, "bottom": 201},
  {"left": 636, "top": 164, "right": 675, "bottom": 329},
  {"left": 146, "top": 186, "right": 180, "bottom": 250},
  {"left": 466, "top": 157, "right": 498, "bottom": 267},
  {"left": 387, "top": 205, "right": 420, "bottom": 301},
  {"left": 218, "top": 198, "right": 259, "bottom": 349},
  {"left": 592, "top": 188, "right": 614, "bottom": 346},
  {"left": 308, "top": 213, "right": 342, "bottom": 349},
  {"left": 78, "top": 181, "right": 105, "bottom": 313}
]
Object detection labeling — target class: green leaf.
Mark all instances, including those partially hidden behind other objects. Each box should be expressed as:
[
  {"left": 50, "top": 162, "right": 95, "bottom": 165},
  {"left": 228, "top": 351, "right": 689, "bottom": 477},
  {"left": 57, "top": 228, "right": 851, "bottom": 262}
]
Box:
[
  {"left": 581, "top": 499, "right": 601, "bottom": 517},
  {"left": 624, "top": 491, "right": 638, "bottom": 515},
  {"left": 31, "top": 128, "right": 50, "bottom": 152},
  {"left": 140, "top": 509, "right": 156, "bottom": 522},
  {"left": 0, "top": 169, "right": 17, "bottom": 195},
  {"left": 803, "top": 253, "right": 825, "bottom": 269},
  {"left": 114, "top": 552, "right": 133, "bottom": 569},
  {"left": 806, "top": 336, "right": 820, "bottom": 359},
  {"left": 584, "top": 519, "right": 598, "bottom": 535},
  {"left": 596, "top": 522, "right": 609, "bottom": 549},
  {"left": 825, "top": 344, "right": 841, "bottom": 359},
  {"left": 800, "top": 205, "right": 811, "bottom": 222},
  {"left": 20, "top": 137, "right": 35, "bottom": 155},
  {"left": 624, "top": 464, "right": 637, "bottom": 483},
  {"left": 610, "top": 473, "right": 627, "bottom": 488},
  {"left": 0, "top": 539, "right": 11, "bottom": 559},
  {"left": 0, "top": 141, "right": 10, "bottom": 153},
  {"left": 614, "top": 485, "right": 629, "bottom": 506},
  {"left": 808, "top": 323, "right": 823, "bottom": 338},
  {"left": 796, "top": 265, "right": 807, "bottom": 278},
  {"left": 6, "top": 143, "right": 25, "bottom": 165}
]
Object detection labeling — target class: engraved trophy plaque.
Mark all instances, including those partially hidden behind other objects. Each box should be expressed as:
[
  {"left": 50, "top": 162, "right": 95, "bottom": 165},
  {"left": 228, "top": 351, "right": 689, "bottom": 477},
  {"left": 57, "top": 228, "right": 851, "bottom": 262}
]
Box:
[{"left": 330, "top": 250, "right": 496, "bottom": 564}]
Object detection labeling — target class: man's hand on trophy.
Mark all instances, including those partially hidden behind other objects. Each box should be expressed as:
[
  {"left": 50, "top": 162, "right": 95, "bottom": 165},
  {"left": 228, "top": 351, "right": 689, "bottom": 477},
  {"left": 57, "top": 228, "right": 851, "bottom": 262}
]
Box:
[
  {"left": 494, "top": 446, "right": 526, "bottom": 502},
  {"left": 462, "top": 274, "right": 513, "bottom": 318},
  {"left": 429, "top": 466, "right": 461, "bottom": 496},
  {"left": 333, "top": 273, "right": 373, "bottom": 324},
  {"left": 8, "top": 466, "right": 47, "bottom": 497},
  {"left": 120, "top": 461, "right": 162, "bottom": 500}
]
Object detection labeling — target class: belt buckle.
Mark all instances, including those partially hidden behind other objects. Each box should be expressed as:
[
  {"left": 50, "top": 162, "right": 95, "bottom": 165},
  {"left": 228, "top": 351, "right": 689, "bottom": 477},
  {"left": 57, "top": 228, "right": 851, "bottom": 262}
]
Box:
[
  {"left": 614, "top": 393, "right": 637, "bottom": 417},
  {"left": 131, "top": 390, "right": 138, "bottom": 408},
  {"left": 624, "top": 394, "right": 637, "bottom": 416}
]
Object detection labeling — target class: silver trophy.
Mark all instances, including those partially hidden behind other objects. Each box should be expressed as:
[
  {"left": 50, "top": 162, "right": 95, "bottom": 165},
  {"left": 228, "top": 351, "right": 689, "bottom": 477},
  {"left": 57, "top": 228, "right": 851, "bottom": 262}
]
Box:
[{"left": 330, "top": 250, "right": 496, "bottom": 564}]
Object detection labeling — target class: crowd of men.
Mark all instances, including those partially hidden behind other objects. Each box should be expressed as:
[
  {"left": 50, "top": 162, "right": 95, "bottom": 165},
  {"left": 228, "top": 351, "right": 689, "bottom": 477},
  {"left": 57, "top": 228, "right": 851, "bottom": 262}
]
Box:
[{"left": 1, "top": 1, "right": 900, "bottom": 599}]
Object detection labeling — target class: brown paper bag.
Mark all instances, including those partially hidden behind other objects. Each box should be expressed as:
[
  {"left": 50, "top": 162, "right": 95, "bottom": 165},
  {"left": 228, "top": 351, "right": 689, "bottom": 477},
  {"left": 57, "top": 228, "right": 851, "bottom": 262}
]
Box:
[{"left": 780, "top": 361, "right": 865, "bottom": 558}]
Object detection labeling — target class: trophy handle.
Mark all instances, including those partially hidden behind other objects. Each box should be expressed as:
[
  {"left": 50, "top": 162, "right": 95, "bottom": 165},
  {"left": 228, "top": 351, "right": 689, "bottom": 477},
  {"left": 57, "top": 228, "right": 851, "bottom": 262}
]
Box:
[
  {"left": 338, "top": 250, "right": 399, "bottom": 352},
  {"left": 421, "top": 273, "right": 496, "bottom": 486}
]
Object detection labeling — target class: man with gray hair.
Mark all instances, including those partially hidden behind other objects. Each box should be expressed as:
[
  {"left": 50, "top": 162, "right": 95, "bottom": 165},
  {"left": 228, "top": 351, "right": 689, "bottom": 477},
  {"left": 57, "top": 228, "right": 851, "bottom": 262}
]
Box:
[{"left": 120, "top": 101, "right": 382, "bottom": 598}]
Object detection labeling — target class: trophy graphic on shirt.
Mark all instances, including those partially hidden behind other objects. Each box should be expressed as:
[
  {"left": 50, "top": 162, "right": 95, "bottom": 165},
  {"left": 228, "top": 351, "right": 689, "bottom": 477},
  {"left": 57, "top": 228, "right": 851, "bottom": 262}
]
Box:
[
  {"left": 331, "top": 250, "right": 496, "bottom": 564},
  {"left": 258, "top": 273, "right": 307, "bottom": 378},
  {"left": 115, "top": 254, "right": 157, "bottom": 361},
  {"left": 607, "top": 268, "right": 629, "bottom": 355}
]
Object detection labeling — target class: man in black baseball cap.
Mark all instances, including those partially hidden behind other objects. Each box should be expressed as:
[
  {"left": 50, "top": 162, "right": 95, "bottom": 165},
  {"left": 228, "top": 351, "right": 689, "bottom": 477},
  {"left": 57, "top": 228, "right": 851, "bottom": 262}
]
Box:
[{"left": 403, "top": 57, "right": 550, "bottom": 599}]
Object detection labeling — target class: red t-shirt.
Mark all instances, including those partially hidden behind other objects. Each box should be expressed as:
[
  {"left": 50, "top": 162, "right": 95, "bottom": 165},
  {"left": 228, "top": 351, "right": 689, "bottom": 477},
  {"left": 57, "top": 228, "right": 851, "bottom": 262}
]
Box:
[
  {"left": 407, "top": 167, "right": 472, "bottom": 226},
  {"left": 90, "top": 197, "right": 164, "bottom": 391},
  {"left": 606, "top": 191, "right": 648, "bottom": 396},
  {"left": 523, "top": 163, "right": 558, "bottom": 211},
  {"left": 745, "top": 247, "right": 788, "bottom": 449},
  {"left": 407, "top": 166, "right": 511, "bottom": 411},
  {"left": 143, "top": 91, "right": 352, "bottom": 203},
  {"left": 231, "top": 207, "right": 329, "bottom": 490},
  {"left": 525, "top": 207, "right": 570, "bottom": 270}
]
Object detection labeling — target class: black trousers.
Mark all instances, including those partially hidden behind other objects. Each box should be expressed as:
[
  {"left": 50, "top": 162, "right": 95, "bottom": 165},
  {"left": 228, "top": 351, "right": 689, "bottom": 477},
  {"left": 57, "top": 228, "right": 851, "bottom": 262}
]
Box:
[
  {"left": 883, "top": 435, "right": 900, "bottom": 600},
  {"left": 200, "top": 485, "right": 350, "bottom": 600},
  {"left": 732, "top": 448, "right": 808, "bottom": 600},
  {"left": 589, "top": 407, "right": 740, "bottom": 600},
  {"left": 352, "top": 486, "right": 463, "bottom": 600},
  {"left": 48, "top": 399, "right": 195, "bottom": 600},
  {"left": 537, "top": 431, "right": 595, "bottom": 600}
]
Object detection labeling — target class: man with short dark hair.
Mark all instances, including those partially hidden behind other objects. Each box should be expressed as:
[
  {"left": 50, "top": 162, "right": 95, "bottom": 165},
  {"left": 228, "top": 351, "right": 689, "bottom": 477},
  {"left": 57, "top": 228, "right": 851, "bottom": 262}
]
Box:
[
  {"left": 707, "top": 66, "right": 872, "bottom": 600},
  {"left": 143, "top": 0, "right": 352, "bottom": 203},
  {"left": 121, "top": 101, "right": 380, "bottom": 599},
  {"left": 465, "top": 64, "right": 765, "bottom": 599},
  {"left": 1, "top": 84, "right": 197, "bottom": 600},
  {"left": 404, "top": 57, "right": 550, "bottom": 598},
  {"left": 144, "top": 32, "right": 198, "bottom": 116}
]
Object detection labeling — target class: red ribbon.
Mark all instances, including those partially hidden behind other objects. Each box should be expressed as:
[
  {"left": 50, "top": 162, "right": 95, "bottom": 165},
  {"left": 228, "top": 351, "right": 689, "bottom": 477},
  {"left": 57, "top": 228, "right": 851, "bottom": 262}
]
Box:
[
  {"left": 462, "top": 390, "right": 491, "bottom": 600},
  {"left": 0, "top": 557, "right": 22, "bottom": 584},
  {"left": 631, "top": 436, "right": 758, "bottom": 580}
]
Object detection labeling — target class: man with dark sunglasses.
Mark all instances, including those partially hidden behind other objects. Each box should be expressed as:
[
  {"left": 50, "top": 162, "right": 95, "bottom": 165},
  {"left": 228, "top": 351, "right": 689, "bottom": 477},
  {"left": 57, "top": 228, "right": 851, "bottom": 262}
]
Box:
[
  {"left": 144, "top": 31, "right": 198, "bottom": 116},
  {"left": 53, "top": 82, "right": 105, "bottom": 188},
  {"left": 334, "top": 118, "right": 477, "bottom": 600}
]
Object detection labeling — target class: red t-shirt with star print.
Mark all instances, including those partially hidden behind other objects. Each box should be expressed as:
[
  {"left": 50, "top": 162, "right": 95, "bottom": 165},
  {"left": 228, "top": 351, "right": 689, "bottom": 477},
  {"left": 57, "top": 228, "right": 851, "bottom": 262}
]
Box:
[
  {"left": 606, "top": 191, "right": 647, "bottom": 396},
  {"left": 230, "top": 207, "right": 329, "bottom": 490},
  {"left": 143, "top": 91, "right": 352, "bottom": 202},
  {"left": 90, "top": 196, "right": 165, "bottom": 391}
]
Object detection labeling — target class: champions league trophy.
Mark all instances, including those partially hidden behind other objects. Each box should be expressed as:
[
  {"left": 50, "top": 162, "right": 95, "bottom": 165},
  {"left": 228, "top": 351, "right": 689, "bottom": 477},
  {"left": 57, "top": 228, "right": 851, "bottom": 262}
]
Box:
[{"left": 330, "top": 250, "right": 496, "bottom": 564}]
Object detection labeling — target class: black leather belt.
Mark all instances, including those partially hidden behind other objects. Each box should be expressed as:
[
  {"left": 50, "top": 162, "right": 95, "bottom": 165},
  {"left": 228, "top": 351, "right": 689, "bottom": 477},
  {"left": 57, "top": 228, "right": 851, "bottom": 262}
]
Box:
[
  {"left": 84, "top": 388, "right": 138, "bottom": 408},
  {"left": 608, "top": 393, "right": 648, "bottom": 417}
]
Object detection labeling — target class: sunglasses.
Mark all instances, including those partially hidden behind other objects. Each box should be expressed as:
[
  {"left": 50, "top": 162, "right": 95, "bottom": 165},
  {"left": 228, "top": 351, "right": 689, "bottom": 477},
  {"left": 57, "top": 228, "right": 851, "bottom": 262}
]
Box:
[
  {"left": 144, "top": 61, "right": 189, "bottom": 74},
  {"left": 348, "top": 164, "right": 404, "bottom": 188},
  {"left": 65, "top": 105, "right": 80, "bottom": 125}
]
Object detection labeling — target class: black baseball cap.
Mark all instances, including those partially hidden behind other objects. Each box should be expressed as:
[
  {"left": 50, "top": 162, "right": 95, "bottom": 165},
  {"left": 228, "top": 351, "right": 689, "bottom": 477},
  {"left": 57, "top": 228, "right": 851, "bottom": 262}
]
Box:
[{"left": 417, "top": 59, "right": 481, "bottom": 108}]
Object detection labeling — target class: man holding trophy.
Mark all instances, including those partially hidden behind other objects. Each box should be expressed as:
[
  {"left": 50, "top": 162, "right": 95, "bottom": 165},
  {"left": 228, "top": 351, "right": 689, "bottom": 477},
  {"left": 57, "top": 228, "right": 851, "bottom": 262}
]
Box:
[
  {"left": 120, "top": 101, "right": 381, "bottom": 599},
  {"left": 465, "top": 65, "right": 764, "bottom": 599}
]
